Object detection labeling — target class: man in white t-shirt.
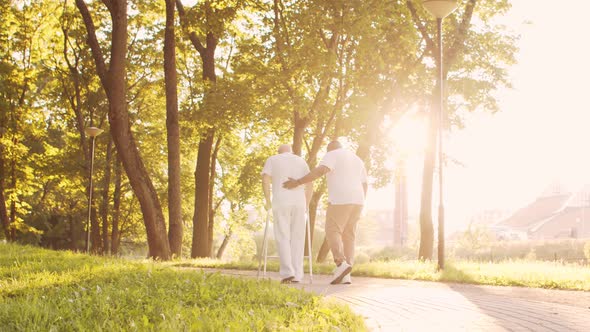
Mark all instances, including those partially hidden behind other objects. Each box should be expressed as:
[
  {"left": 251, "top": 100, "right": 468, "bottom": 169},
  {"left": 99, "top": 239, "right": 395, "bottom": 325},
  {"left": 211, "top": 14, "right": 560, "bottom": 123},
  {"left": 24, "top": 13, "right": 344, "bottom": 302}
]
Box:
[
  {"left": 283, "top": 140, "right": 367, "bottom": 285},
  {"left": 261, "top": 144, "right": 312, "bottom": 283}
]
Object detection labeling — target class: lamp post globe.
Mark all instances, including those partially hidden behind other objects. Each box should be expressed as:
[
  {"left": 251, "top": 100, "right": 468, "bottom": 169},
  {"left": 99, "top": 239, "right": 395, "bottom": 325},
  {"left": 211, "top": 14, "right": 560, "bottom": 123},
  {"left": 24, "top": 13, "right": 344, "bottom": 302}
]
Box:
[
  {"left": 85, "top": 126, "right": 103, "bottom": 253},
  {"left": 85, "top": 127, "right": 104, "bottom": 138},
  {"left": 422, "top": 0, "right": 458, "bottom": 19}
]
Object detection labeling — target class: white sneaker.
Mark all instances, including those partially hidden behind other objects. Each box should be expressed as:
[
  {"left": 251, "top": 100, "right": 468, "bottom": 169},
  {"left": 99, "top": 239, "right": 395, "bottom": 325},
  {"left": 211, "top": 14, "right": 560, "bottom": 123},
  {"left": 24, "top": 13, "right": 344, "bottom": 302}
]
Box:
[
  {"left": 330, "top": 262, "right": 352, "bottom": 285},
  {"left": 341, "top": 273, "right": 351, "bottom": 284}
]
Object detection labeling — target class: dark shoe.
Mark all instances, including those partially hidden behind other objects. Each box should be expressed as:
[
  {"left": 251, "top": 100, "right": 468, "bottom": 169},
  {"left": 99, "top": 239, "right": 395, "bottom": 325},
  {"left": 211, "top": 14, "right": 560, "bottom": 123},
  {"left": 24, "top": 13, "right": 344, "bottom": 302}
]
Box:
[{"left": 281, "top": 276, "right": 295, "bottom": 284}]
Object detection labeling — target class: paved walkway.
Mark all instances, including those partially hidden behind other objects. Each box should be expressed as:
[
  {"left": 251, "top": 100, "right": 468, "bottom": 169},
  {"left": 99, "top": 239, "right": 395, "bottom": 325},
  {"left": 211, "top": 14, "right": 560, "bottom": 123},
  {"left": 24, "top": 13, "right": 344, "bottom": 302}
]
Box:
[{"left": 210, "top": 269, "right": 590, "bottom": 331}]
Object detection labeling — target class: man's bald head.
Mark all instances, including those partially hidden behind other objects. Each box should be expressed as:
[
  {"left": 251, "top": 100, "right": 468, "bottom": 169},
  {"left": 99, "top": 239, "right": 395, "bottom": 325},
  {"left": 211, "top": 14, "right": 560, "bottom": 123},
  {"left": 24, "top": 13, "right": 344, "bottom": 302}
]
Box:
[
  {"left": 327, "top": 140, "right": 342, "bottom": 152},
  {"left": 278, "top": 144, "right": 292, "bottom": 154}
]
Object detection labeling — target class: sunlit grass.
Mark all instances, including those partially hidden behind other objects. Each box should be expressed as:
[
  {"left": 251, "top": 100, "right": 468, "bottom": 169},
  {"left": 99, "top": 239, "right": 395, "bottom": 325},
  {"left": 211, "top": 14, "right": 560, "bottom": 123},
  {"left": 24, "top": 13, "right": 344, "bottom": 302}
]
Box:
[
  {"left": 0, "top": 243, "right": 366, "bottom": 331},
  {"left": 176, "top": 257, "right": 590, "bottom": 291}
]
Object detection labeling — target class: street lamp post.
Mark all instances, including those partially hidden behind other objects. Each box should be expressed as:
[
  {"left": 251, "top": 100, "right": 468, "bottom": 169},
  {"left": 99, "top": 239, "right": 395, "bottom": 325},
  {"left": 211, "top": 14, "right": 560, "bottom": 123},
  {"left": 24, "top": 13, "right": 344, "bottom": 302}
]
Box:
[
  {"left": 422, "top": 0, "right": 457, "bottom": 270},
  {"left": 84, "top": 127, "right": 104, "bottom": 253}
]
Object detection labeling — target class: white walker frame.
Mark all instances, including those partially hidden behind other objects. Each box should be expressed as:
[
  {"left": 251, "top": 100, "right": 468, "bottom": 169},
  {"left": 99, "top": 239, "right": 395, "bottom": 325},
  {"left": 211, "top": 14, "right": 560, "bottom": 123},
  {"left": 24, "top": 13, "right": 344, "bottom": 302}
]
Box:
[{"left": 257, "top": 210, "right": 313, "bottom": 284}]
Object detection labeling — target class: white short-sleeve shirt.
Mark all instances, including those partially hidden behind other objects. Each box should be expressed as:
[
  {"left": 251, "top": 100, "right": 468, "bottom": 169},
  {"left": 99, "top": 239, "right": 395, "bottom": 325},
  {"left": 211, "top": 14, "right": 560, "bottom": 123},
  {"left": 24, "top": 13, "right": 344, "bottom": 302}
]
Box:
[
  {"left": 319, "top": 148, "right": 367, "bottom": 205},
  {"left": 261, "top": 153, "right": 310, "bottom": 208}
]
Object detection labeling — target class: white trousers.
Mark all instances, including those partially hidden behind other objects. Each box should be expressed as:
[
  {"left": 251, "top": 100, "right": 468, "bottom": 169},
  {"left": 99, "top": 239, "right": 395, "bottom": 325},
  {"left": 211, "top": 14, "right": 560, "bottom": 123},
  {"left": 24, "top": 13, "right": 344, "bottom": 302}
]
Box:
[{"left": 272, "top": 205, "right": 306, "bottom": 281}]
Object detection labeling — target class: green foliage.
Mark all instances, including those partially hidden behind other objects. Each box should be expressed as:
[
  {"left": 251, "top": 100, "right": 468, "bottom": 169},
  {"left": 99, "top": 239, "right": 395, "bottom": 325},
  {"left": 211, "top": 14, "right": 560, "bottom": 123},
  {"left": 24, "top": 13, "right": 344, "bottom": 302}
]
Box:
[
  {"left": 451, "top": 239, "right": 588, "bottom": 262},
  {"left": 0, "top": 0, "right": 520, "bottom": 257},
  {"left": 455, "top": 223, "right": 495, "bottom": 252},
  {"left": 0, "top": 242, "right": 366, "bottom": 331}
]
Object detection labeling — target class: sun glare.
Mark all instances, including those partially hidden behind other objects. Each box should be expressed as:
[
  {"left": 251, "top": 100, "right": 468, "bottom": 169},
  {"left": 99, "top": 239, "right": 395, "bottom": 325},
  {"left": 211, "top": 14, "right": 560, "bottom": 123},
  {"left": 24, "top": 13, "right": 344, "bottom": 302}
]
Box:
[{"left": 389, "top": 113, "right": 427, "bottom": 158}]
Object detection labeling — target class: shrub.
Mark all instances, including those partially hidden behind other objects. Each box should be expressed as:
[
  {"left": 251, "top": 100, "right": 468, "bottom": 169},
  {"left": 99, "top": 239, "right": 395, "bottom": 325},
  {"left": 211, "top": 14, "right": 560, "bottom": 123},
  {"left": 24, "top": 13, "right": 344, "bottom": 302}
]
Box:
[{"left": 584, "top": 241, "right": 590, "bottom": 261}]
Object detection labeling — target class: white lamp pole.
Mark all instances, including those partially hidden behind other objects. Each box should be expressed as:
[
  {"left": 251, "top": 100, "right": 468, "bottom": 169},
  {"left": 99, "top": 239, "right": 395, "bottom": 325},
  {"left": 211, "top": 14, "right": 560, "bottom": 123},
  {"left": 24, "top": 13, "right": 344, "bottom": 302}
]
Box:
[
  {"left": 422, "top": 0, "right": 457, "bottom": 270},
  {"left": 84, "top": 127, "right": 104, "bottom": 253}
]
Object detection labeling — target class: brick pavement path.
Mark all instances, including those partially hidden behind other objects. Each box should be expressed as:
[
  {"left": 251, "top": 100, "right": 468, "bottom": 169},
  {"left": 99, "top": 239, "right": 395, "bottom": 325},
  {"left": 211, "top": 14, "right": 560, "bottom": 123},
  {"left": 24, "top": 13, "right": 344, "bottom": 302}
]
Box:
[{"left": 212, "top": 269, "right": 590, "bottom": 332}]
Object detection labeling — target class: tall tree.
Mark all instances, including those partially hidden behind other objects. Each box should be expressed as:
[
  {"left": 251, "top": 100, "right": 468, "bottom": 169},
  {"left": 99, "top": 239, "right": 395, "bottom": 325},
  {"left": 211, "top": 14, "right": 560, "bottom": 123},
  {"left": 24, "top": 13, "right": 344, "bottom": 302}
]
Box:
[
  {"left": 176, "top": 0, "right": 217, "bottom": 258},
  {"left": 164, "top": 0, "right": 183, "bottom": 257},
  {"left": 176, "top": 0, "right": 243, "bottom": 258},
  {"left": 75, "top": 0, "right": 171, "bottom": 259}
]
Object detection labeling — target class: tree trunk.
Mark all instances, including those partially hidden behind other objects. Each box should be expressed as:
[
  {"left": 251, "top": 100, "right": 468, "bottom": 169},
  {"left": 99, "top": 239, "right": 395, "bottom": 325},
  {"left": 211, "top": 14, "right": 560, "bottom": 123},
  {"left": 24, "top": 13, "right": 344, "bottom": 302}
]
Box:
[
  {"left": 0, "top": 141, "right": 9, "bottom": 240},
  {"left": 216, "top": 230, "right": 231, "bottom": 259},
  {"left": 394, "top": 163, "right": 408, "bottom": 246},
  {"left": 100, "top": 137, "right": 113, "bottom": 254},
  {"left": 305, "top": 188, "right": 324, "bottom": 256},
  {"left": 208, "top": 136, "right": 222, "bottom": 257},
  {"left": 76, "top": 0, "right": 171, "bottom": 260},
  {"left": 418, "top": 89, "right": 439, "bottom": 260},
  {"left": 0, "top": 180, "right": 9, "bottom": 240},
  {"left": 164, "top": 0, "right": 183, "bottom": 258},
  {"left": 90, "top": 206, "right": 101, "bottom": 253},
  {"left": 191, "top": 131, "right": 214, "bottom": 258},
  {"left": 9, "top": 157, "right": 16, "bottom": 240},
  {"left": 292, "top": 112, "right": 307, "bottom": 156},
  {"left": 111, "top": 156, "right": 122, "bottom": 255}
]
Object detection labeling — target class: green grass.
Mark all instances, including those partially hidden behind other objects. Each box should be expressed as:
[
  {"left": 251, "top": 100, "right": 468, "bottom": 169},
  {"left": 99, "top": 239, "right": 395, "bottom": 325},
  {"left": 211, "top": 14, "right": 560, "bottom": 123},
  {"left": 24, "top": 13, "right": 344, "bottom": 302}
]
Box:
[
  {"left": 175, "top": 257, "right": 590, "bottom": 291},
  {"left": 0, "top": 243, "right": 365, "bottom": 331}
]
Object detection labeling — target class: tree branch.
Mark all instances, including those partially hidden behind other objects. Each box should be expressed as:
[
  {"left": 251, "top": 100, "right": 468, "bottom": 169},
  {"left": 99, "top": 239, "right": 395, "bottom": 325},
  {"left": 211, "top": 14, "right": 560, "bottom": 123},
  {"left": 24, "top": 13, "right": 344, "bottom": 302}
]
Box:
[
  {"left": 175, "top": 0, "right": 206, "bottom": 55},
  {"left": 75, "top": 0, "right": 109, "bottom": 88},
  {"left": 406, "top": 0, "right": 435, "bottom": 54},
  {"left": 445, "top": 0, "right": 477, "bottom": 71}
]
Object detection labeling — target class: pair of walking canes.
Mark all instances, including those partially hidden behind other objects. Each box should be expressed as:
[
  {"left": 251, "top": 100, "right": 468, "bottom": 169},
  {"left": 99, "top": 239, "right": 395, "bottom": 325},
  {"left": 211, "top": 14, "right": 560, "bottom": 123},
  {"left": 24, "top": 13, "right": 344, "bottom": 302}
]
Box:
[{"left": 257, "top": 209, "right": 313, "bottom": 284}]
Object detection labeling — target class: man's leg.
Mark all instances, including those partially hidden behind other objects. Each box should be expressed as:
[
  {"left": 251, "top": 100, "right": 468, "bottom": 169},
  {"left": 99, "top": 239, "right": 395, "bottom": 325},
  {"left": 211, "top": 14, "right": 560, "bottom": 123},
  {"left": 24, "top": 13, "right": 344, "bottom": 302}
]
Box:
[
  {"left": 325, "top": 204, "right": 350, "bottom": 265},
  {"left": 342, "top": 205, "right": 363, "bottom": 266},
  {"left": 272, "top": 207, "right": 294, "bottom": 280},
  {"left": 325, "top": 204, "right": 353, "bottom": 284},
  {"left": 290, "top": 206, "right": 306, "bottom": 282}
]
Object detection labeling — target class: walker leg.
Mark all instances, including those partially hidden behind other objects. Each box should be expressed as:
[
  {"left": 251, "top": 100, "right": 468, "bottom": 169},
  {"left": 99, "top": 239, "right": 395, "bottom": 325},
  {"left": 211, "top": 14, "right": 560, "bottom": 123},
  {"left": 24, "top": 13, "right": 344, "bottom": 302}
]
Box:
[
  {"left": 306, "top": 213, "right": 313, "bottom": 284},
  {"left": 257, "top": 211, "right": 271, "bottom": 279}
]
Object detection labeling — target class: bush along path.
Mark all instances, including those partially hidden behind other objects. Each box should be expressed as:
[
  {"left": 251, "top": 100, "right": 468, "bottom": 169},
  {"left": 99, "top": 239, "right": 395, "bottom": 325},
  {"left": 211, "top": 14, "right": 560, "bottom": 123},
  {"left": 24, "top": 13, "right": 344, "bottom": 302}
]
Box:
[{"left": 0, "top": 243, "right": 366, "bottom": 331}]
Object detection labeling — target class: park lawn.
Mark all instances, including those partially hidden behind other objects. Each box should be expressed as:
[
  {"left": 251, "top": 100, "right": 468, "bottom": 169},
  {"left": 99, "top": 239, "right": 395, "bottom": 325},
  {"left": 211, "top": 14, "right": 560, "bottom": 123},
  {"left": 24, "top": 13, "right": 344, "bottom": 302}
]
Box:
[
  {"left": 175, "top": 257, "right": 590, "bottom": 291},
  {"left": 0, "top": 243, "right": 365, "bottom": 331}
]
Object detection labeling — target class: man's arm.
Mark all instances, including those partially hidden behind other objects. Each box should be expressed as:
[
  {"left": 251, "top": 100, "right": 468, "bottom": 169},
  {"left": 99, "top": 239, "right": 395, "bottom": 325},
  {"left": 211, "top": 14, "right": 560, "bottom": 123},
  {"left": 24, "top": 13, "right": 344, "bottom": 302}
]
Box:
[
  {"left": 283, "top": 165, "right": 330, "bottom": 189},
  {"left": 262, "top": 174, "right": 272, "bottom": 210},
  {"left": 363, "top": 182, "right": 368, "bottom": 198}
]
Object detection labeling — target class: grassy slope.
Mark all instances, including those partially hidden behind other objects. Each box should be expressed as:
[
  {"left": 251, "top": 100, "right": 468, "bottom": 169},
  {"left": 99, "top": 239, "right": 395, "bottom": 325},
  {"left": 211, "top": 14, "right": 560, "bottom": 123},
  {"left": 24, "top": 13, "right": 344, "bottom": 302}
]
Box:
[
  {"left": 175, "top": 258, "right": 590, "bottom": 291},
  {"left": 0, "top": 243, "right": 365, "bottom": 331}
]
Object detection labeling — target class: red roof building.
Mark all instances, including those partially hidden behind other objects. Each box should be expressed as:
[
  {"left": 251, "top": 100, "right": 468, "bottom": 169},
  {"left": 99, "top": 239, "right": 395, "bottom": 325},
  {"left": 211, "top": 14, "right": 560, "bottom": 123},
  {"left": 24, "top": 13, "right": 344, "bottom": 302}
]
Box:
[{"left": 497, "top": 184, "right": 590, "bottom": 239}]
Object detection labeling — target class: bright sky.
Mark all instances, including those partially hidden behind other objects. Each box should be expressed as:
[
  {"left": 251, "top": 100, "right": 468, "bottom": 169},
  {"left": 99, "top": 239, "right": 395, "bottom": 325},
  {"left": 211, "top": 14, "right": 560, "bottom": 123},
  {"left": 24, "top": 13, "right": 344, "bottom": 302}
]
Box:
[{"left": 367, "top": 0, "right": 590, "bottom": 233}]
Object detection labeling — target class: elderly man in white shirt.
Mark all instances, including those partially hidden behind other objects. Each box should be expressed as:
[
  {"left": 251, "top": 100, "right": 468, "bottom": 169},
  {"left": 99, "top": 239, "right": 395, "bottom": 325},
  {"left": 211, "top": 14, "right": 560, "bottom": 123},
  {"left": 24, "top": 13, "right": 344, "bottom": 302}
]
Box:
[
  {"left": 261, "top": 144, "right": 312, "bottom": 283},
  {"left": 283, "top": 140, "right": 367, "bottom": 285}
]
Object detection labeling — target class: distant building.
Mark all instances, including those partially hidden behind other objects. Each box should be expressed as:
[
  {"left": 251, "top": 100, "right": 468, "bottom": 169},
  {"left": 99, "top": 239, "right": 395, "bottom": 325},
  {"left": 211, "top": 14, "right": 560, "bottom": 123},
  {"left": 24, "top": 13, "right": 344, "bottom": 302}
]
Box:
[{"left": 497, "top": 184, "right": 590, "bottom": 240}]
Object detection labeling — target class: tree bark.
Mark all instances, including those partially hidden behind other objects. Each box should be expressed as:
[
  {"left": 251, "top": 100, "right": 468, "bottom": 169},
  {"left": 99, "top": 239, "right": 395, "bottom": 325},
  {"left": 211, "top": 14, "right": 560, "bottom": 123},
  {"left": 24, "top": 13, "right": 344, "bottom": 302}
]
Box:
[
  {"left": 164, "top": 0, "right": 183, "bottom": 258},
  {"left": 76, "top": 0, "right": 171, "bottom": 260},
  {"left": 418, "top": 88, "right": 439, "bottom": 260},
  {"left": 305, "top": 187, "right": 324, "bottom": 257},
  {"left": 100, "top": 137, "right": 113, "bottom": 254},
  {"left": 111, "top": 156, "right": 122, "bottom": 255},
  {"left": 0, "top": 134, "right": 9, "bottom": 240},
  {"left": 208, "top": 136, "right": 222, "bottom": 257},
  {"left": 0, "top": 173, "right": 9, "bottom": 240},
  {"left": 191, "top": 131, "right": 214, "bottom": 257},
  {"left": 216, "top": 230, "right": 231, "bottom": 259}
]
